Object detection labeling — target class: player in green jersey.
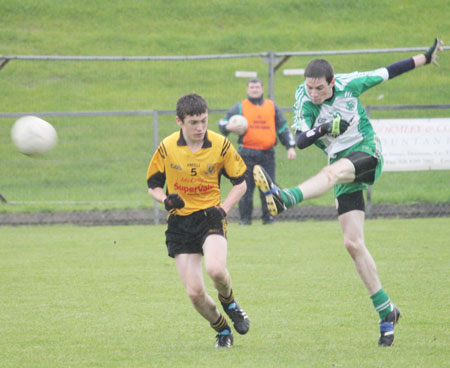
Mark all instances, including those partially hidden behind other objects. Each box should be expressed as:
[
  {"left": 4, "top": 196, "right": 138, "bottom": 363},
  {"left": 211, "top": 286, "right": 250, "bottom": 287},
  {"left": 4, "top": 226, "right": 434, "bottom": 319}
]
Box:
[{"left": 253, "top": 38, "right": 443, "bottom": 347}]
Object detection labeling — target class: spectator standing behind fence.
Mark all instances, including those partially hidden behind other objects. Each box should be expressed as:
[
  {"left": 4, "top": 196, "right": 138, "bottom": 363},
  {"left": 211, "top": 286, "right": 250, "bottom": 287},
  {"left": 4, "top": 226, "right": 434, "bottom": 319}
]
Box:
[
  {"left": 253, "top": 38, "right": 443, "bottom": 347},
  {"left": 219, "top": 78, "right": 296, "bottom": 225}
]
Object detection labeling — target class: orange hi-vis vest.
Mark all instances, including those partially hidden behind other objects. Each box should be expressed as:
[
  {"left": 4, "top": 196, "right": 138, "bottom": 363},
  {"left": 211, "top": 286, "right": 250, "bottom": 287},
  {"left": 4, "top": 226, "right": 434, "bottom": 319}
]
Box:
[{"left": 241, "top": 99, "right": 276, "bottom": 150}]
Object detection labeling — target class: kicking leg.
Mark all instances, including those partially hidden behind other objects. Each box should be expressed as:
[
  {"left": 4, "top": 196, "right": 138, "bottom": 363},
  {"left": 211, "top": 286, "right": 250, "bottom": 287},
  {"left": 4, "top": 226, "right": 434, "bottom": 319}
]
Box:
[
  {"left": 300, "top": 158, "right": 355, "bottom": 200},
  {"left": 253, "top": 158, "right": 355, "bottom": 215}
]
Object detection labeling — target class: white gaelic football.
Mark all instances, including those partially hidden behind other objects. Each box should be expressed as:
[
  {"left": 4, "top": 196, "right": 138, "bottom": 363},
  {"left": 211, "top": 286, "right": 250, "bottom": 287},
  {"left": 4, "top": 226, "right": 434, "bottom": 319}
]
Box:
[
  {"left": 228, "top": 114, "right": 248, "bottom": 135},
  {"left": 11, "top": 116, "right": 58, "bottom": 156}
]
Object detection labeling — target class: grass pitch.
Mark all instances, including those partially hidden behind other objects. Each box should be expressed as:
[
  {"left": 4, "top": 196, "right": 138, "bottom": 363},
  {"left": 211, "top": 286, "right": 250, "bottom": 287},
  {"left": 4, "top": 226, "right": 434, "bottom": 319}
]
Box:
[{"left": 1, "top": 218, "right": 449, "bottom": 367}]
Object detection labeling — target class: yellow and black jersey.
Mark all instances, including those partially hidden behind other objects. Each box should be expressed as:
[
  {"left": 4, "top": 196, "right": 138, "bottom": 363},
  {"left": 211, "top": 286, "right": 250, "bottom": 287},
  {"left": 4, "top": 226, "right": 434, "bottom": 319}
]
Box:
[{"left": 146, "top": 129, "right": 247, "bottom": 216}]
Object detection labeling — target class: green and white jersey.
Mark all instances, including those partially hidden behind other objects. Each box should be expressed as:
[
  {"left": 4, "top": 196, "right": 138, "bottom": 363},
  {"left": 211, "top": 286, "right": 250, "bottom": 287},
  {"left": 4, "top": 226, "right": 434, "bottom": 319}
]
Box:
[{"left": 292, "top": 68, "right": 389, "bottom": 159}]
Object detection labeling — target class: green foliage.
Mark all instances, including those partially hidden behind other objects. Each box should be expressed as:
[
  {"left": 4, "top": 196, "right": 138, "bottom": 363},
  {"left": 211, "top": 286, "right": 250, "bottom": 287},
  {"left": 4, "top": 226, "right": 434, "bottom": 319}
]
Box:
[{"left": 1, "top": 219, "right": 449, "bottom": 367}]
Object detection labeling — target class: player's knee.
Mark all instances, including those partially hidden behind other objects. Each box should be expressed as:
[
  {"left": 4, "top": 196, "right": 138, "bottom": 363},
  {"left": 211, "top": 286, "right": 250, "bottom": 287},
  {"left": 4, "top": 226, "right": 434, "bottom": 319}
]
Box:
[
  {"left": 320, "top": 165, "right": 339, "bottom": 185},
  {"left": 186, "top": 287, "right": 206, "bottom": 306},
  {"left": 186, "top": 285, "right": 206, "bottom": 304},
  {"left": 205, "top": 264, "right": 227, "bottom": 283},
  {"left": 343, "top": 237, "right": 364, "bottom": 258},
  {"left": 323, "top": 159, "right": 355, "bottom": 184}
]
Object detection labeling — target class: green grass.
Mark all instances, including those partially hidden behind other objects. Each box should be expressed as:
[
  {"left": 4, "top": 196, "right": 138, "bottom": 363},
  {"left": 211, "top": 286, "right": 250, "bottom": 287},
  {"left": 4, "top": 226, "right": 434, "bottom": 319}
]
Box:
[
  {"left": 0, "top": 0, "right": 449, "bottom": 213},
  {"left": 1, "top": 218, "right": 449, "bottom": 367}
]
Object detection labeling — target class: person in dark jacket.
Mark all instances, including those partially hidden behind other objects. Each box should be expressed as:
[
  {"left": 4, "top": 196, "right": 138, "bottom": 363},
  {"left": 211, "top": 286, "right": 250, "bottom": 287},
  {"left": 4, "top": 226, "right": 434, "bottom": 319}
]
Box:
[{"left": 219, "top": 78, "right": 296, "bottom": 225}]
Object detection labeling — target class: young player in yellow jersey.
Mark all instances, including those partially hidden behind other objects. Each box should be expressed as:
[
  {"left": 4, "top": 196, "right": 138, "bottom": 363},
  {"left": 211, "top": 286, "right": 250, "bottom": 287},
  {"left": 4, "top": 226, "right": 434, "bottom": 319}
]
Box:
[{"left": 146, "top": 93, "right": 249, "bottom": 348}]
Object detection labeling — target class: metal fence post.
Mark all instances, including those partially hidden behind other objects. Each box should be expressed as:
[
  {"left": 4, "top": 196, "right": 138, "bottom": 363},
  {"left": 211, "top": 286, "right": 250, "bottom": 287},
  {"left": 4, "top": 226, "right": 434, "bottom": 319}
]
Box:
[
  {"left": 366, "top": 186, "right": 372, "bottom": 218},
  {"left": 267, "top": 50, "right": 275, "bottom": 100},
  {"left": 365, "top": 106, "right": 372, "bottom": 218},
  {"left": 153, "top": 110, "right": 160, "bottom": 225}
]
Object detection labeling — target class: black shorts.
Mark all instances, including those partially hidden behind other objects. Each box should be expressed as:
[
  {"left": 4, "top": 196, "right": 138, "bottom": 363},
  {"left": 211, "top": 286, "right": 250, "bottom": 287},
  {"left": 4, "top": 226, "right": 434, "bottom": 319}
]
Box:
[
  {"left": 165, "top": 210, "right": 227, "bottom": 258},
  {"left": 336, "top": 151, "right": 378, "bottom": 215},
  {"left": 345, "top": 151, "right": 378, "bottom": 184},
  {"left": 336, "top": 190, "right": 365, "bottom": 215}
]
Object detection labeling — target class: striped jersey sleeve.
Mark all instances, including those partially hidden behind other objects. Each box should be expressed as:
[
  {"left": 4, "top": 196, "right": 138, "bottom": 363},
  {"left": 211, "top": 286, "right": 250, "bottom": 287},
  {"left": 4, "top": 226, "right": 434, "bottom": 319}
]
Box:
[
  {"left": 335, "top": 68, "right": 388, "bottom": 96},
  {"left": 292, "top": 84, "right": 318, "bottom": 132}
]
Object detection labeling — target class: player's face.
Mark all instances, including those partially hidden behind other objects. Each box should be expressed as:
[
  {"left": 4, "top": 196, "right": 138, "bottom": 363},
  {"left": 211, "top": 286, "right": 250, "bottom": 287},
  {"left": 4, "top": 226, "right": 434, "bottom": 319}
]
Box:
[
  {"left": 305, "top": 77, "right": 335, "bottom": 105},
  {"left": 177, "top": 112, "right": 208, "bottom": 143},
  {"left": 246, "top": 82, "right": 264, "bottom": 99}
]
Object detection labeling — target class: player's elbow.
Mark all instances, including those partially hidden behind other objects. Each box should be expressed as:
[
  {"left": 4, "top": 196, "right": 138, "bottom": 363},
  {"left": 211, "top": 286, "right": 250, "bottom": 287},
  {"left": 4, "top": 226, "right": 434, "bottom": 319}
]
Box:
[
  {"left": 147, "top": 188, "right": 156, "bottom": 201},
  {"left": 238, "top": 180, "right": 247, "bottom": 195},
  {"left": 295, "top": 133, "right": 310, "bottom": 149},
  {"left": 234, "top": 180, "right": 247, "bottom": 200}
]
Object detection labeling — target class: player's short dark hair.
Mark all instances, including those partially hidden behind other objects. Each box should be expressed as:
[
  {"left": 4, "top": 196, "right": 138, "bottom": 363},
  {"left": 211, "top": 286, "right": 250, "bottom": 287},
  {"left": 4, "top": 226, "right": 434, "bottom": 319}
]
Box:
[
  {"left": 176, "top": 93, "right": 209, "bottom": 122},
  {"left": 304, "top": 59, "right": 334, "bottom": 84},
  {"left": 247, "top": 77, "right": 263, "bottom": 86}
]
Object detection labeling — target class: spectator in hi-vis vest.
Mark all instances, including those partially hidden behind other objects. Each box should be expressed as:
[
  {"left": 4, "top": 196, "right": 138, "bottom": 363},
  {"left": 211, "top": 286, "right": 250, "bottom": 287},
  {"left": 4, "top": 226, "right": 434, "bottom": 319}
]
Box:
[{"left": 219, "top": 78, "right": 296, "bottom": 225}]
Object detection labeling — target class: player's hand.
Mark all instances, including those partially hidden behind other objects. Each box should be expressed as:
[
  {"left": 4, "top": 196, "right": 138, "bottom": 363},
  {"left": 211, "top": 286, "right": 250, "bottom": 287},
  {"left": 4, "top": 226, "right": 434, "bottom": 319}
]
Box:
[
  {"left": 424, "top": 38, "right": 444, "bottom": 66},
  {"left": 321, "top": 116, "right": 350, "bottom": 137},
  {"left": 164, "top": 193, "right": 185, "bottom": 212},
  {"left": 218, "top": 118, "right": 229, "bottom": 135},
  {"left": 204, "top": 206, "right": 227, "bottom": 228},
  {"left": 287, "top": 147, "right": 296, "bottom": 160}
]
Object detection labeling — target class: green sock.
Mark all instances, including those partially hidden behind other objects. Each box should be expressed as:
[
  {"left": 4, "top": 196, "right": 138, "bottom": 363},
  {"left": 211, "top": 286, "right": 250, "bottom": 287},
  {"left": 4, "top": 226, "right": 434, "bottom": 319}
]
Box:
[
  {"left": 280, "top": 187, "right": 303, "bottom": 208},
  {"left": 370, "top": 288, "right": 392, "bottom": 320}
]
